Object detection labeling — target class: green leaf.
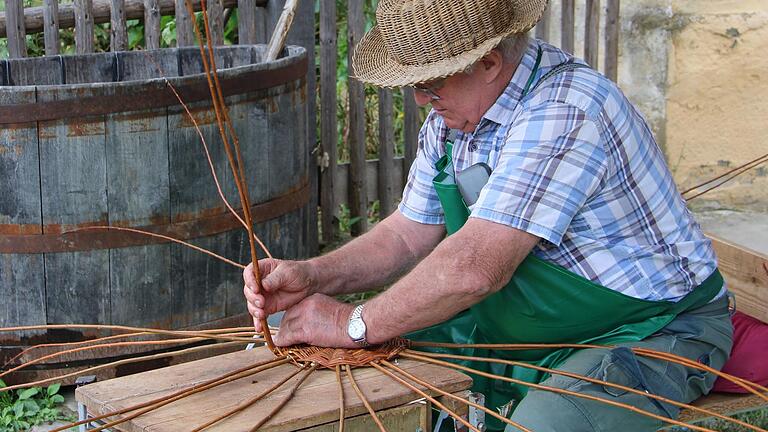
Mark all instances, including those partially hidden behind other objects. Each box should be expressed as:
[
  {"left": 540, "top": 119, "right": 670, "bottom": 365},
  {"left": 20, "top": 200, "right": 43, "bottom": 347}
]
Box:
[
  {"left": 13, "top": 401, "right": 24, "bottom": 418},
  {"left": 22, "top": 399, "right": 38, "bottom": 415},
  {"left": 50, "top": 394, "right": 65, "bottom": 404},
  {"left": 17, "top": 387, "right": 38, "bottom": 401},
  {"left": 46, "top": 383, "right": 61, "bottom": 397}
]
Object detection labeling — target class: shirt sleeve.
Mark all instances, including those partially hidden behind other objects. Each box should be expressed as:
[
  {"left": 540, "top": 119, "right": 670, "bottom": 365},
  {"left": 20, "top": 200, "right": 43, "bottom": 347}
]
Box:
[
  {"left": 471, "top": 101, "right": 608, "bottom": 245},
  {"left": 398, "top": 112, "right": 447, "bottom": 225}
]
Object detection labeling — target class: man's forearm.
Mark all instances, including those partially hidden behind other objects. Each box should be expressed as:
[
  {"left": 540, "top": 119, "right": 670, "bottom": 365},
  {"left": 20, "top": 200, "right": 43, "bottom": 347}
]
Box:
[
  {"left": 363, "top": 218, "right": 538, "bottom": 344},
  {"left": 310, "top": 211, "right": 445, "bottom": 296}
]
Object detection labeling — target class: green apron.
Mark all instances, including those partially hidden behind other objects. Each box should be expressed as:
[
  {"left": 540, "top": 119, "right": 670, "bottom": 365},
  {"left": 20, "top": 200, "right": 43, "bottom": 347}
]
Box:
[{"left": 407, "top": 48, "right": 722, "bottom": 430}]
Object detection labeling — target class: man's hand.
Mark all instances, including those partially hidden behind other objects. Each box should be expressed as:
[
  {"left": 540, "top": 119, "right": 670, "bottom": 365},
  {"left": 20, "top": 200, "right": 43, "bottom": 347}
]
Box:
[
  {"left": 243, "top": 259, "right": 318, "bottom": 331},
  {"left": 273, "top": 294, "right": 357, "bottom": 348}
]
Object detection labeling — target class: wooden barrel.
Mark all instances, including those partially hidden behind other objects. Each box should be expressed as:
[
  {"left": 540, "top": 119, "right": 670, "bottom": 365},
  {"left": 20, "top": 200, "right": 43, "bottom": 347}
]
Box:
[{"left": 0, "top": 46, "right": 311, "bottom": 382}]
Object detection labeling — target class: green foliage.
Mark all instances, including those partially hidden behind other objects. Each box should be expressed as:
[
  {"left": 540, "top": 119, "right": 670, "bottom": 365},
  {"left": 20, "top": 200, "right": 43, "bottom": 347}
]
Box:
[{"left": 0, "top": 380, "right": 71, "bottom": 431}]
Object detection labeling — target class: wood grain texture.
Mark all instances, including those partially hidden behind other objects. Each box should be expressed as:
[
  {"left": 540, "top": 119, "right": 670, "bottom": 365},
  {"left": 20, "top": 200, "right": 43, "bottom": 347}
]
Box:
[
  {"left": 319, "top": 0, "right": 337, "bottom": 243},
  {"left": 143, "top": 0, "right": 161, "bottom": 50},
  {"left": 5, "top": 0, "right": 26, "bottom": 58},
  {"left": 76, "top": 346, "right": 472, "bottom": 432},
  {"left": 237, "top": 0, "right": 258, "bottom": 44},
  {"left": 403, "top": 87, "right": 420, "bottom": 188},
  {"left": 378, "top": 88, "right": 395, "bottom": 218},
  {"left": 679, "top": 392, "right": 768, "bottom": 423},
  {"left": 110, "top": 0, "right": 127, "bottom": 51},
  {"left": 708, "top": 234, "right": 768, "bottom": 324},
  {"left": 347, "top": 0, "right": 367, "bottom": 236},
  {"left": 37, "top": 86, "right": 109, "bottom": 325},
  {"left": 584, "top": 0, "right": 600, "bottom": 69},
  {"left": 105, "top": 107, "right": 172, "bottom": 328},
  {"left": 604, "top": 0, "right": 620, "bottom": 82},
  {"left": 334, "top": 158, "right": 406, "bottom": 208},
  {"left": 561, "top": 0, "right": 575, "bottom": 54},
  {"left": 174, "top": 0, "right": 194, "bottom": 47},
  {"left": 62, "top": 54, "right": 115, "bottom": 84},
  {"left": 207, "top": 0, "right": 225, "bottom": 46},
  {"left": 5, "top": 56, "right": 63, "bottom": 86},
  {"left": 43, "top": 0, "right": 60, "bottom": 55},
  {"left": 74, "top": 0, "right": 95, "bottom": 54},
  {"left": 0, "top": 87, "right": 45, "bottom": 335},
  {"left": 0, "top": 0, "right": 249, "bottom": 38}
]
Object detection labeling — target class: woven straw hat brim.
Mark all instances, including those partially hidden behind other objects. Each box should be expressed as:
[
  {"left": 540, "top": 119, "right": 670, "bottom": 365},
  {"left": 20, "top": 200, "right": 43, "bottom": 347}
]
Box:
[{"left": 352, "top": 0, "right": 547, "bottom": 88}]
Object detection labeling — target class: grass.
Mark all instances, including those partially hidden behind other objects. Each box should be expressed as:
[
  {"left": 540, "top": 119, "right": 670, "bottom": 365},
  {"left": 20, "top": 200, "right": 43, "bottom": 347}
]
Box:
[{"left": 664, "top": 408, "right": 768, "bottom": 431}]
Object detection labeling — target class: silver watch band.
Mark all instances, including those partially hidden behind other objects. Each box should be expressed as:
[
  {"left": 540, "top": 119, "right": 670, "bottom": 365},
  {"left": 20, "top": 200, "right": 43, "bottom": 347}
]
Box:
[{"left": 348, "top": 304, "right": 369, "bottom": 347}]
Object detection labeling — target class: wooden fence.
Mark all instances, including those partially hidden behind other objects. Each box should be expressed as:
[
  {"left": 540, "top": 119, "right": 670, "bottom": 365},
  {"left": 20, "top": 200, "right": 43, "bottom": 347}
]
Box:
[{"left": 0, "top": 0, "right": 620, "bottom": 247}]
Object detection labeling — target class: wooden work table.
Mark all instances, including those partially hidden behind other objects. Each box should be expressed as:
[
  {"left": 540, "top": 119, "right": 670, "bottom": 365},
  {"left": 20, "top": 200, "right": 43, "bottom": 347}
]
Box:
[{"left": 76, "top": 346, "right": 473, "bottom": 431}]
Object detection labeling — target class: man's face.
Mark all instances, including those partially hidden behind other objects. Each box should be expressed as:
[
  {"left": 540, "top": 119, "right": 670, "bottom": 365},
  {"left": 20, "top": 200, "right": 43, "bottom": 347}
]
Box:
[{"left": 412, "top": 69, "right": 486, "bottom": 133}]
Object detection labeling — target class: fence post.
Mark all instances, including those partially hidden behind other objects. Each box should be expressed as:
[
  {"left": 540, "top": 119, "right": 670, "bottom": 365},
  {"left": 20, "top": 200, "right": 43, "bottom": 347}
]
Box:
[
  {"left": 605, "top": 0, "right": 620, "bottom": 82},
  {"left": 238, "top": 0, "right": 259, "bottom": 44},
  {"left": 535, "top": 3, "right": 550, "bottom": 43},
  {"left": 43, "top": 0, "right": 61, "bottom": 55},
  {"left": 110, "top": 0, "right": 127, "bottom": 51},
  {"left": 143, "top": 0, "right": 161, "bottom": 49},
  {"left": 208, "top": 0, "right": 225, "bottom": 46},
  {"left": 403, "top": 88, "right": 419, "bottom": 188},
  {"left": 347, "top": 0, "right": 368, "bottom": 236},
  {"left": 74, "top": 0, "right": 95, "bottom": 54},
  {"left": 584, "top": 0, "right": 600, "bottom": 68},
  {"left": 378, "top": 89, "right": 395, "bottom": 218},
  {"left": 561, "top": 0, "right": 575, "bottom": 54},
  {"left": 319, "top": 0, "right": 338, "bottom": 243},
  {"left": 6, "top": 0, "right": 27, "bottom": 58}
]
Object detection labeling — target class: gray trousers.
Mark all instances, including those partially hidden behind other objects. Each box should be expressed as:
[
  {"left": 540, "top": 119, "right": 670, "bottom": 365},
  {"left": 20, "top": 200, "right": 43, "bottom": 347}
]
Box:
[{"left": 505, "top": 295, "right": 733, "bottom": 432}]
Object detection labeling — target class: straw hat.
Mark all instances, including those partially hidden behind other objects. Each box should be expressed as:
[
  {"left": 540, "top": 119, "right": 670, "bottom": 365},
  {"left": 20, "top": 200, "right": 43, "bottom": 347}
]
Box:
[{"left": 352, "top": 0, "right": 548, "bottom": 88}]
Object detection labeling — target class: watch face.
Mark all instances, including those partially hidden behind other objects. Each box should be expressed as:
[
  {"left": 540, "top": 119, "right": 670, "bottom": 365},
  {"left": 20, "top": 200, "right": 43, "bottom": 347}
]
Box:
[{"left": 348, "top": 320, "right": 366, "bottom": 340}]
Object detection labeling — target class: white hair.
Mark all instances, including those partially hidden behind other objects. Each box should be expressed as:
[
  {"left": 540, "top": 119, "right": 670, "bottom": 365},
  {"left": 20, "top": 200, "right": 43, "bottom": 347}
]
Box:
[{"left": 462, "top": 34, "right": 529, "bottom": 74}]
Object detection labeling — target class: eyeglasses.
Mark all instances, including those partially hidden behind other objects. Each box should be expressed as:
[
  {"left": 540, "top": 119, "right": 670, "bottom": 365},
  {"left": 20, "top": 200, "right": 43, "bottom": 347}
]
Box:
[{"left": 411, "top": 78, "right": 445, "bottom": 101}]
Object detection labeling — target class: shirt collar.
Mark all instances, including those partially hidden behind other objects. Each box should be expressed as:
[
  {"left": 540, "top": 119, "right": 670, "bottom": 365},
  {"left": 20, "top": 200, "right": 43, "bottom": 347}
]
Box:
[{"left": 482, "top": 39, "right": 571, "bottom": 127}]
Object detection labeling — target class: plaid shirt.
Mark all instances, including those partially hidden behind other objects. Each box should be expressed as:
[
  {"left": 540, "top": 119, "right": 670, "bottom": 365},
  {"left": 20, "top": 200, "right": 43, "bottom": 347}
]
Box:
[{"left": 399, "top": 39, "right": 720, "bottom": 302}]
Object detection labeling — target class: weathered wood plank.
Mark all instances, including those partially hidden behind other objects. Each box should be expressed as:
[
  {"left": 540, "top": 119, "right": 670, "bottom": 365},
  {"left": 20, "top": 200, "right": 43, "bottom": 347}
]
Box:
[
  {"left": 5, "top": 0, "right": 27, "bottom": 58},
  {"left": 237, "top": 0, "right": 258, "bottom": 44},
  {"left": 117, "top": 49, "right": 179, "bottom": 81},
  {"left": 0, "top": 87, "right": 45, "bottom": 335},
  {"left": 403, "top": 87, "right": 420, "bottom": 188},
  {"left": 105, "top": 107, "right": 172, "bottom": 328},
  {"left": 37, "top": 87, "right": 109, "bottom": 325},
  {"left": 76, "top": 346, "right": 472, "bottom": 432},
  {"left": 605, "top": 0, "right": 620, "bottom": 82},
  {"left": 347, "top": 0, "right": 367, "bottom": 236},
  {"left": 5, "top": 56, "right": 64, "bottom": 86},
  {"left": 561, "top": 0, "right": 575, "bottom": 54},
  {"left": 174, "top": 0, "right": 194, "bottom": 47},
  {"left": 0, "top": 0, "right": 253, "bottom": 38},
  {"left": 378, "top": 88, "right": 396, "bottom": 218},
  {"left": 167, "top": 98, "right": 232, "bottom": 329},
  {"left": 143, "top": 0, "right": 161, "bottom": 50},
  {"left": 584, "top": 0, "right": 600, "bottom": 68},
  {"left": 74, "top": 0, "right": 96, "bottom": 54},
  {"left": 110, "top": 0, "right": 127, "bottom": 51},
  {"left": 207, "top": 0, "right": 225, "bottom": 46},
  {"left": 319, "top": 0, "right": 337, "bottom": 243},
  {"left": 680, "top": 392, "right": 768, "bottom": 423},
  {"left": 62, "top": 54, "right": 115, "bottom": 84},
  {"left": 708, "top": 234, "right": 768, "bottom": 324},
  {"left": 43, "top": 0, "right": 60, "bottom": 55},
  {"left": 535, "top": 2, "right": 550, "bottom": 43},
  {"left": 334, "top": 158, "right": 407, "bottom": 211}
]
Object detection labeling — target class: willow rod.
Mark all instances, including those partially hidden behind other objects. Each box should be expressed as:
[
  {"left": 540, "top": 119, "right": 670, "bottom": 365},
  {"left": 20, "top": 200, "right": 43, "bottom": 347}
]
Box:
[
  {"left": 336, "top": 364, "right": 346, "bottom": 432},
  {"left": 402, "top": 352, "right": 721, "bottom": 432},
  {"left": 380, "top": 360, "right": 533, "bottom": 432},
  {"left": 52, "top": 357, "right": 290, "bottom": 432},
  {"left": 191, "top": 364, "right": 305, "bottom": 431},
  {"left": 0, "top": 341, "right": 245, "bottom": 392},
  {"left": 249, "top": 364, "right": 319, "bottom": 432},
  {"left": 407, "top": 350, "right": 767, "bottom": 432},
  {"left": 345, "top": 365, "right": 387, "bottom": 432}
]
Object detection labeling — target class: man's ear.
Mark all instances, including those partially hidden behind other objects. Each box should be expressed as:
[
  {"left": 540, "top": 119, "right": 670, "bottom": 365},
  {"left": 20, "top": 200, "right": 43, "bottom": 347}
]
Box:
[{"left": 478, "top": 50, "right": 504, "bottom": 83}]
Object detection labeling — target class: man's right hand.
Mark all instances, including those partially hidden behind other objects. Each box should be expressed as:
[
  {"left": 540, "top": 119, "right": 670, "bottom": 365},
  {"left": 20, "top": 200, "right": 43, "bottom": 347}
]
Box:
[{"left": 243, "top": 259, "right": 318, "bottom": 331}]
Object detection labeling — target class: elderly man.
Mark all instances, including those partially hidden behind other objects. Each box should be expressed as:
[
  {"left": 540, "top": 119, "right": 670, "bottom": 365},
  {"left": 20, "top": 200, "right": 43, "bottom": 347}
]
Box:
[{"left": 244, "top": 0, "right": 733, "bottom": 430}]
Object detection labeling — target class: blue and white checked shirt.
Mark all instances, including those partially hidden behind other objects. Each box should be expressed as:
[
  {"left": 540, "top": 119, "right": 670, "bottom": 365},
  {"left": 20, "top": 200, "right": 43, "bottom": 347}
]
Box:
[{"left": 399, "top": 39, "right": 720, "bottom": 302}]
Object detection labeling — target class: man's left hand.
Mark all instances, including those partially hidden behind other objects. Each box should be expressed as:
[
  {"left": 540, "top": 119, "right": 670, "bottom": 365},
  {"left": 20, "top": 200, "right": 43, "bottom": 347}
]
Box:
[{"left": 274, "top": 293, "right": 358, "bottom": 348}]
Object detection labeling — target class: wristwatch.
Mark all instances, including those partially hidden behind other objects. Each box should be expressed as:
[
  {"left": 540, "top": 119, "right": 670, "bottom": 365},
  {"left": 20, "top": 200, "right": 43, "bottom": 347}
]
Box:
[{"left": 347, "top": 304, "right": 369, "bottom": 347}]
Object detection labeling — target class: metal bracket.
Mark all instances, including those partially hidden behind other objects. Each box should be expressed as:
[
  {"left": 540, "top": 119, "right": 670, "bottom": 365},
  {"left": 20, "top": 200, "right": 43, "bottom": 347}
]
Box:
[{"left": 468, "top": 392, "right": 487, "bottom": 432}]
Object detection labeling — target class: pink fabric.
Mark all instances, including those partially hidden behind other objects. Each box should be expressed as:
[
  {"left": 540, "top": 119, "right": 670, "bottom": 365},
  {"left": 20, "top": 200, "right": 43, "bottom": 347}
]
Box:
[{"left": 712, "top": 311, "right": 768, "bottom": 393}]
